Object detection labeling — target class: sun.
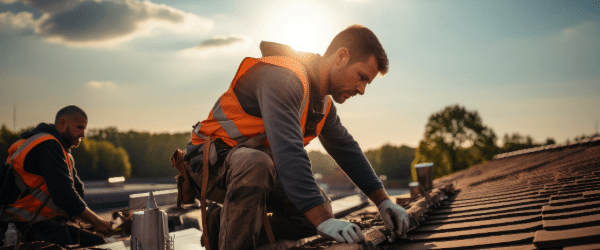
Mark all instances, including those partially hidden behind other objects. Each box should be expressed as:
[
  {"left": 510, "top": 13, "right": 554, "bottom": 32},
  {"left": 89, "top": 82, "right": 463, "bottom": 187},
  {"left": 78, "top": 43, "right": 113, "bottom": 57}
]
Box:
[{"left": 261, "top": 2, "right": 340, "bottom": 54}]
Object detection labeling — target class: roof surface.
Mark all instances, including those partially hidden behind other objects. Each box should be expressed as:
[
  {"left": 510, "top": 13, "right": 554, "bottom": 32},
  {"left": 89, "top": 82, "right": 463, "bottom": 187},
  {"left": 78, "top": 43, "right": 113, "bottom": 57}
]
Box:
[
  {"left": 281, "top": 137, "right": 600, "bottom": 250},
  {"left": 407, "top": 137, "right": 600, "bottom": 250}
]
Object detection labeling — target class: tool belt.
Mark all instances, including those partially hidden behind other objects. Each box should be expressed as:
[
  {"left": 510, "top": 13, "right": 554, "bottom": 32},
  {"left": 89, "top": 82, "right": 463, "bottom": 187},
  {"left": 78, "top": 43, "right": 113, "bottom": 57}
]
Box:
[
  {"left": 170, "top": 149, "right": 195, "bottom": 207},
  {"left": 170, "top": 137, "right": 232, "bottom": 207},
  {"left": 170, "top": 133, "right": 275, "bottom": 250}
]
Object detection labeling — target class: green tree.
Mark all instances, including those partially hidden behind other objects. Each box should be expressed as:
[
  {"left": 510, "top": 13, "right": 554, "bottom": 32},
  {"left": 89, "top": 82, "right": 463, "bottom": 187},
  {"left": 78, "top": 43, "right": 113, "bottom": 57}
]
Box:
[
  {"left": 88, "top": 128, "right": 187, "bottom": 178},
  {"left": 572, "top": 133, "right": 597, "bottom": 142},
  {"left": 413, "top": 105, "right": 497, "bottom": 178},
  {"left": 500, "top": 133, "right": 538, "bottom": 153},
  {"left": 71, "top": 138, "right": 99, "bottom": 180},
  {"left": 365, "top": 144, "right": 414, "bottom": 181},
  {"left": 308, "top": 150, "right": 338, "bottom": 176},
  {"left": 95, "top": 140, "right": 131, "bottom": 179},
  {"left": 71, "top": 138, "right": 132, "bottom": 180},
  {"left": 0, "top": 125, "right": 21, "bottom": 162}
]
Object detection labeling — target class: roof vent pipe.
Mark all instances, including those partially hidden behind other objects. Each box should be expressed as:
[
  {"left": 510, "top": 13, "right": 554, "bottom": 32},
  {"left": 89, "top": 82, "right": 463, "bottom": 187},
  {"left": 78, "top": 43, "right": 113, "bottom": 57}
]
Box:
[
  {"left": 409, "top": 182, "right": 420, "bottom": 199},
  {"left": 414, "top": 162, "right": 434, "bottom": 192}
]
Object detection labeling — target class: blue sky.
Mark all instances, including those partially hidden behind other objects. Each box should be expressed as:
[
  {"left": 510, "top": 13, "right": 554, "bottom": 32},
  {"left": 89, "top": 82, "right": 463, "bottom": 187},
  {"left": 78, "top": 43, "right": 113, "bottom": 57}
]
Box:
[{"left": 0, "top": 0, "right": 598, "bottom": 152}]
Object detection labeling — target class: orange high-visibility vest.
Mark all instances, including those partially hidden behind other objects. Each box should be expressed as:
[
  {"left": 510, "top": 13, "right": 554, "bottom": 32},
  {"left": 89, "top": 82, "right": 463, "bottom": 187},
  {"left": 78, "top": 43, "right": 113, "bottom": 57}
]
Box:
[
  {"left": 3, "top": 133, "right": 73, "bottom": 222},
  {"left": 192, "top": 56, "right": 332, "bottom": 148}
]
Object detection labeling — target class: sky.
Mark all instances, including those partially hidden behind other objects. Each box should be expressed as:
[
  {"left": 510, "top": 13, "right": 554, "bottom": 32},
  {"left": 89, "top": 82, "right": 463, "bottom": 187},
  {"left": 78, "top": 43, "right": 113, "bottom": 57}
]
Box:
[{"left": 0, "top": 0, "right": 599, "bottom": 152}]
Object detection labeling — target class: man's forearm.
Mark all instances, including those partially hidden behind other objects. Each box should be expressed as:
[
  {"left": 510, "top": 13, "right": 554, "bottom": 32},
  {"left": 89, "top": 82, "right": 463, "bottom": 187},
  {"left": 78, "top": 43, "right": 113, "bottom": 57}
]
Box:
[
  {"left": 368, "top": 188, "right": 390, "bottom": 206},
  {"left": 303, "top": 203, "right": 334, "bottom": 227},
  {"left": 77, "top": 207, "right": 103, "bottom": 225}
]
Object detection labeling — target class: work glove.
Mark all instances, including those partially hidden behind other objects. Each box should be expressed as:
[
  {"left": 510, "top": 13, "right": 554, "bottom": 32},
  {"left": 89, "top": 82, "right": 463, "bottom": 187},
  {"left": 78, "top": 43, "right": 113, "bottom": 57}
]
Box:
[
  {"left": 377, "top": 199, "right": 409, "bottom": 236},
  {"left": 316, "top": 218, "right": 365, "bottom": 244}
]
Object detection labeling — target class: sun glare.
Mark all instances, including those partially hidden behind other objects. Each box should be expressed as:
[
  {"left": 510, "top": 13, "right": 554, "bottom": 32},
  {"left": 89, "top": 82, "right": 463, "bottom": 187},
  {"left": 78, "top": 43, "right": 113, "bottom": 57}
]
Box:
[{"left": 261, "top": 2, "right": 339, "bottom": 54}]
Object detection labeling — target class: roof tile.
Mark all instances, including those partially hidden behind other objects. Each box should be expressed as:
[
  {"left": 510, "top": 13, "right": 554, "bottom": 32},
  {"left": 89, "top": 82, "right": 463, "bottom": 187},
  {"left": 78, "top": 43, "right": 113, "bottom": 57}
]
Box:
[{"left": 271, "top": 137, "right": 600, "bottom": 249}]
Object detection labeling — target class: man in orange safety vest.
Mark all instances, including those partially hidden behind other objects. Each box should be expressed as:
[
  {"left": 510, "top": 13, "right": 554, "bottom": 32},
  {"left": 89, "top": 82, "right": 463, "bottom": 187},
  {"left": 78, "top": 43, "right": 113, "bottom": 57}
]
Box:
[
  {"left": 0, "top": 105, "right": 112, "bottom": 247},
  {"left": 181, "top": 25, "right": 409, "bottom": 250}
]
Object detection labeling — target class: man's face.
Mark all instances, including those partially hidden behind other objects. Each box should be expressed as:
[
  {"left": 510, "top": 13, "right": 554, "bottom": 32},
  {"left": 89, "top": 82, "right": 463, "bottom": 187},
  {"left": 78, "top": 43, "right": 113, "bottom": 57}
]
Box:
[
  {"left": 57, "top": 113, "right": 87, "bottom": 148},
  {"left": 327, "top": 54, "right": 379, "bottom": 104}
]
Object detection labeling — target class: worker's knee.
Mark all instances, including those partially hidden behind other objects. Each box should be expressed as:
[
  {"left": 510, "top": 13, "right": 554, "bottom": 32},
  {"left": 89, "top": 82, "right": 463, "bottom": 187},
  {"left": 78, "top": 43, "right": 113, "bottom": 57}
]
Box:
[{"left": 227, "top": 148, "right": 275, "bottom": 186}]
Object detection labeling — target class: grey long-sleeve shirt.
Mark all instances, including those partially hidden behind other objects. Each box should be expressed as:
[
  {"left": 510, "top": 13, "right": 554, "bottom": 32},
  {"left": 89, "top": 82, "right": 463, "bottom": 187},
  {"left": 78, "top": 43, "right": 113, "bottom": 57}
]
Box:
[{"left": 234, "top": 62, "right": 383, "bottom": 213}]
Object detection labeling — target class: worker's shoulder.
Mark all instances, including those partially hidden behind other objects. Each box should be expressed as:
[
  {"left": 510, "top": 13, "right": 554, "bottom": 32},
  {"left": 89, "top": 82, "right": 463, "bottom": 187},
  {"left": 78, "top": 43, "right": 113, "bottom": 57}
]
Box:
[
  {"left": 243, "top": 62, "right": 304, "bottom": 90},
  {"left": 251, "top": 61, "right": 302, "bottom": 79},
  {"left": 26, "top": 138, "right": 65, "bottom": 159}
]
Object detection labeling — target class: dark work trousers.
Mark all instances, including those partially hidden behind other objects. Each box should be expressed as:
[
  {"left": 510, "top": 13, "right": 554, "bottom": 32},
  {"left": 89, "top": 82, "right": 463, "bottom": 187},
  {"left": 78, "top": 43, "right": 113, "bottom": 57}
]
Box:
[
  {"left": 187, "top": 147, "right": 332, "bottom": 250},
  {"left": 0, "top": 219, "right": 106, "bottom": 247}
]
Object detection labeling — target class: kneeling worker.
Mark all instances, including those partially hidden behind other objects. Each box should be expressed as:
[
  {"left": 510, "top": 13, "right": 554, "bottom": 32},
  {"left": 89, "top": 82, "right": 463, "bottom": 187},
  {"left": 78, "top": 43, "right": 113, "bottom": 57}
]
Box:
[
  {"left": 0, "top": 105, "right": 112, "bottom": 247},
  {"left": 180, "top": 25, "right": 409, "bottom": 249}
]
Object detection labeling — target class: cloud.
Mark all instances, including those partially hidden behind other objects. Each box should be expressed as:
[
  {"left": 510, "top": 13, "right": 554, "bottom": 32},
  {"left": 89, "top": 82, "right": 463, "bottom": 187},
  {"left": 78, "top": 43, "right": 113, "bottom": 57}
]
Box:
[
  {"left": 179, "top": 34, "right": 252, "bottom": 58},
  {"left": 195, "top": 36, "right": 245, "bottom": 49},
  {"left": 0, "top": 0, "right": 214, "bottom": 47},
  {"left": 0, "top": 11, "right": 36, "bottom": 30},
  {"left": 18, "top": 0, "right": 80, "bottom": 14},
  {"left": 339, "top": 0, "right": 372, "bottom": 3},
  {"left": 87, "top": 80, "right": 117, "bottom": 89}
]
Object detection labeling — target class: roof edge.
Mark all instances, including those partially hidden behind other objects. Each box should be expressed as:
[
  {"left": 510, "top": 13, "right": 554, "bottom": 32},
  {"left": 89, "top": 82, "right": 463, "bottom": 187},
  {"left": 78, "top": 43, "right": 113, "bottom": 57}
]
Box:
[{"left": 493, "top": 136, "right": 600, "bottom": 160}]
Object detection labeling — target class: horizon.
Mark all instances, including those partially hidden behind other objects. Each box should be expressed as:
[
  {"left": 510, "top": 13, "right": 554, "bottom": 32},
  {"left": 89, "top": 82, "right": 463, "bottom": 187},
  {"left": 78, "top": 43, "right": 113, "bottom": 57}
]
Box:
[{"left": 1, "top": 0, "right": 599, "bottom": 152}]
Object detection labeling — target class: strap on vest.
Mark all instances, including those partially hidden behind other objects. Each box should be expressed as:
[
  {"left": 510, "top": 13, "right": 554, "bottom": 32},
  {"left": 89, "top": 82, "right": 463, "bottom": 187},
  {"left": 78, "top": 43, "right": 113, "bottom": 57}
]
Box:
[{"left": 200, "top": 136, "right": 215, "bottom": 250}]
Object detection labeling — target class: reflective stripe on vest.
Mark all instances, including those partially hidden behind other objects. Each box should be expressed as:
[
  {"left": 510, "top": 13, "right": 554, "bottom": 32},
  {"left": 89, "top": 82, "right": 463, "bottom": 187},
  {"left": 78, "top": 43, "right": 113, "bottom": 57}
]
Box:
[
  {"left": 192, "top": 56, "right": 322, "bottom": 148},
  {"left": 3, "top": 132, "right": 72, "bottom": 222}
]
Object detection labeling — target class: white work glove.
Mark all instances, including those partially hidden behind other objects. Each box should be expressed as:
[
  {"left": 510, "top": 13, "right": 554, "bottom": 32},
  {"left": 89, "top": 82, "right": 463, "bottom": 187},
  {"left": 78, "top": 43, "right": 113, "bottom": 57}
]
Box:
[
  {"left": 377, "top": 199, "right": 409, "bottom": 236},
  {"left": 316, "top": 218, "right": 365, "bottom": 244}
]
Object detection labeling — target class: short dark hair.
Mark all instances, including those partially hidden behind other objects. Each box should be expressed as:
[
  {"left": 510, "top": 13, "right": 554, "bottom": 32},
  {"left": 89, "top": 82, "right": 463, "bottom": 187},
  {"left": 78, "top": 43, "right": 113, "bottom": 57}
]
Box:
[
  {"left": 323, "top": 24, "right": 389, "bottom": 75},
  {"left": 55, "top": 105, "right": 87, "bottom": 123}
]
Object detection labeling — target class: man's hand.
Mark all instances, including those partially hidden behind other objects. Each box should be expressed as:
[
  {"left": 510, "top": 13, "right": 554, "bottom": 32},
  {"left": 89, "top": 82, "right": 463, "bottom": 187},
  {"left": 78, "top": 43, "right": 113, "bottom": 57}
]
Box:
[
  {"left": 377, "top": 199, "right": 409, "bottom": 236},
  {"left": 316, "top": 218, "right": 365, "bottom": 244},
  {"left": 77, "top": 207, "right": 114, "bottom": 236},
  {"left": 92, "top": 218, "right": 114, "bottom": 236}
]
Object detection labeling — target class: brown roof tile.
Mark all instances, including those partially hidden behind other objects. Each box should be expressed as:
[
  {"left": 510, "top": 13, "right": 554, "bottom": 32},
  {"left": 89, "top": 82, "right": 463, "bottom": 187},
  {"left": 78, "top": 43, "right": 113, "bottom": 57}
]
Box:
[
  {"left": 396, "top": 232, "right": 536, "bottom": 250},
  {"left": 533, "top": 225, "right": 600, "bottom": 248},
  {"left": 263, "top": 137, "right": 600, "bottom": 249}
]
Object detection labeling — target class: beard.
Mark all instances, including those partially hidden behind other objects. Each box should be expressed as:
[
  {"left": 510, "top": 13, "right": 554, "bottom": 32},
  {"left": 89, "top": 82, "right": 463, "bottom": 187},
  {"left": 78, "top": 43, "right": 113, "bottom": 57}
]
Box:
[
  {"left": 327, "top": 73, "right": 343, "bottom": 104},
  {"left": 62, "top": 128, "right": 82, "bottom": 148},
  {"left": 327, "top": 68, "right": 352, "bottom": 104}
]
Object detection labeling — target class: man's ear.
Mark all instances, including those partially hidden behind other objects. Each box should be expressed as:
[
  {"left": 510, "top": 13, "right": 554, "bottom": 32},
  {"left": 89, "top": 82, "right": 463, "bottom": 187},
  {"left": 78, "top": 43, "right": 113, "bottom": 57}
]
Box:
[
  {"left": 56, "top": 116, "right": 66, "bottom": 132},
  {"left": 334, "top": 47, "right": 350, "bottom": 67}
]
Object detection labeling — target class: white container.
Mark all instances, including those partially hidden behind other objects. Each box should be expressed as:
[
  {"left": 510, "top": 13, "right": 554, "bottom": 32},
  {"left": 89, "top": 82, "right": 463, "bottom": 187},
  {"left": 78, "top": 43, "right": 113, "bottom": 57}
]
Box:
[
  {"left": 4, "top": 222, "right": 17, "bottom": 246},
  {"left": 130, "top": 211, "right": 145, "bottom": 250},
  {"left": 131, "top": 191, "right": 172, "bottom": 250},
  {"left": 142, "top": 208, "right": 170, "bottom": 250}
]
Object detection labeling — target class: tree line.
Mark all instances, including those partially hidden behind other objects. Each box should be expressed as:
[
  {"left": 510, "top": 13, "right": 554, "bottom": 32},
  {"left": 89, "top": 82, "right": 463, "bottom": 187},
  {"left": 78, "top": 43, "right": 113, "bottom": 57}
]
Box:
[
  {"left": 2, "top": 106, "right": 597, "bottom": 182},
  {"left": 2, "top": 123, "right": 418, "bottom": 182},
  {"left": 1, "top": 125, "right": 187, "bottom": 180}
]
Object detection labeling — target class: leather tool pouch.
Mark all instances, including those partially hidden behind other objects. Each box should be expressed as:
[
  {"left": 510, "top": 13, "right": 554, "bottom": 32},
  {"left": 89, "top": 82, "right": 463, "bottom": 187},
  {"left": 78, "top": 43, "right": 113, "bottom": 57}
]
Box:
[
  {"left": 170, "top": 149, "right": 196, "bottom": 208},
  {"left": 171, "top": 139, "right": 232, "bottom": 208}
]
